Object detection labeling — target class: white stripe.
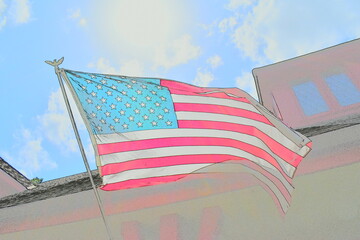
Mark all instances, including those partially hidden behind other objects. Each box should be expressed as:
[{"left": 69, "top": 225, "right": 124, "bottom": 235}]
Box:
[
  {"left": 176, "top": 111, "right": 310, "bottom": 157},
  {"left": 171, "top": 94, "right": 260, "bottom": 113},
  {"left": 96, "top": 129, "right": 296, "bottom": 177},
  {"left": 100, "top": 145, "right": 294, "bottom": 192},
  {"left": 103, "top": 161, "right": 290, "bottom": 211},
  {"left": 102, "top": 163, "right": 212, "bottom": 185}
]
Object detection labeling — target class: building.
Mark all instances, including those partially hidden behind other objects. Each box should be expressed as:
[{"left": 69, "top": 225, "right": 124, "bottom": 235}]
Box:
[{"left": 0, "top": 39, "right": 359, "bottom": 239}]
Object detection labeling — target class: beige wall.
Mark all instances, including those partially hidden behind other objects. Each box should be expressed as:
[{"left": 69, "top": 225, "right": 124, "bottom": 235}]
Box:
[{"left": 1, "top": 160, "right": 359, "bottom": 240}]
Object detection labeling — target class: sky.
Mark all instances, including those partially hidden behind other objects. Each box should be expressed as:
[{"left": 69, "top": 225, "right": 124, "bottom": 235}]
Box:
[{"left": 1, "top": 0, "right": 360, "bottom": 181}]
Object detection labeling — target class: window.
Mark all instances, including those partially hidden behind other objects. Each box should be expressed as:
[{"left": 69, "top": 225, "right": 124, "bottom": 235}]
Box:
[
  {"left": 325, "top": 74, "right": 360, "bottom": 106},
  {"left": 292, "top": 82, "right": 329, "bottom": 116}
]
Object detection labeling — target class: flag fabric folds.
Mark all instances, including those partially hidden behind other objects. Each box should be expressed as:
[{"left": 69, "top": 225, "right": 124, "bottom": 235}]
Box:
[{"left": 61, "top": 69, "right": 311, "bottom": 213}]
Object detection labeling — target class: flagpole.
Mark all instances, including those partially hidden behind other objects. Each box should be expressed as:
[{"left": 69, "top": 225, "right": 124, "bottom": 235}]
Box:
[{"left": 46, "top": 58, "right": 113, "bottom": 240}]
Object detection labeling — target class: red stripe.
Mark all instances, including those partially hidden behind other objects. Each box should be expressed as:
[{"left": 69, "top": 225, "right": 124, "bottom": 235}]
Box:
[
  {"left": 178, "top": 120, "right": 303, "bottom": 167},
  {"left": 174, "top": 103, "right": 272, "bottom": 125},
  {"left": 101, "top": 174, "right": 188, "bottom": 191},
  {"left": 98, "top": 137, "right": 291, "bottom": 181}
]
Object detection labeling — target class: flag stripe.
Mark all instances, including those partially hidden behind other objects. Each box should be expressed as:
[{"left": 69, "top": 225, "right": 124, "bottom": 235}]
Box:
[
  {"left": 174, "top": 103, "right": 272, "bottom": 125},
  {"left": 95, "top": 128, "right": 296, "bottom": 177},
  {"left": 97, "top": 136, "right": 292, "bottom": 181},
  {"left": 171, "top": 94, "right": 258, "bottom": 113},
  {"left": 99, "top": 145, "right": 294, "bottom": 192},
  {"left": 178, "top": 120, "right": 304, "bottom": 168},
  {"left": 100, "top": 154, "right": 294, "bottom": 194},
  {"left": 101, "top": 174, "right": 189, "bottom": 191},
  {"left": 102, "top": 163, "right": 213, "bottom": 184},
  {"left": 176, "top": 111, "right": 309, "bottom": 159}
]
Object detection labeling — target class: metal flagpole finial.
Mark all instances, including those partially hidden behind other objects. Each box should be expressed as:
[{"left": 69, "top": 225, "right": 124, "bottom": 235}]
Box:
[{"left": 45, "top": 57, "right": 64, "bottom": 71}]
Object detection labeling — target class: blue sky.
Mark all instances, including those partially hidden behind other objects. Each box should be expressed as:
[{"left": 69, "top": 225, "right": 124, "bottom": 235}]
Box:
[{"left": 1, "top": 0, "right": 360, "bottom": 181}]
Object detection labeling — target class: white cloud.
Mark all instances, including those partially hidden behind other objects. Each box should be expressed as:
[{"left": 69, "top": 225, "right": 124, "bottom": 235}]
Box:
[
  {"left": 154, "top": 34, "right": 201, "bottom": 69},
  {"left": 88, "top": 1, "right": 200, "bottom": 70},
  {"left": 230, "top": 0, "right": 360, "bottom": 63},
  {"left": 69, "top": 9, "right": 87, "bottom": 27},
  {"left": 38, "top": 88, "right": 85, "bottom": 153},
  {"left": 226, "top": 0, "right": 255, "bottom": 10},
  {"left": 193, "top": 68, "right": 215, "bottom": 87},
  {"left": 0, "top": 0, "right": 7, "bottom": 30},
  {"left": 1, "top": 128, "right": 57, "bottom": 179},
  {"left": 88, "top": 57, "right": 118, "bottom": 74},
  {"left": 0, "top": 15, "right": 5, "bottom": 30},
  {"left": 120, "top": 59, "right": 144, "bottom": 76},
  {"left": 207, "top": 55, "right": 223, "bottom": 69},
  {"left": 12, "top": 0, "right": 30, "bottom": 24},
  {"left": 88, "top": 57, "right": 144, "bottom": 76},
  {"left": 236, "top": 72, "right": 257, "bottom": 99},
  {"left": 219, "top": 16, "right": 237, "bottom": 33}
]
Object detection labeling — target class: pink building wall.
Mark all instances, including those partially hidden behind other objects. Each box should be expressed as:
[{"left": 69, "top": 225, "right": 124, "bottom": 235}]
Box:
[{"left": 253, "top": 39, "right": 360, "bottom": 129}]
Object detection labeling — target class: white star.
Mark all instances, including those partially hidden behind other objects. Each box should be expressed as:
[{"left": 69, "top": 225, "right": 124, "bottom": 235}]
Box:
[
  {"left": 121, "top": 90, "right": 127, "bottom": 95},
  {"left": 154, "top": 102, "right": 161, "bottom": 107},
  {"left": 146, "top": 96, "right": 151, "bottom": 101},
  {"left": 100, "top": 98, "right": 107, "bottom": 103},
  {"left": 125, "top": 102, "right": 131, "bottom": 108},
  {"left": 131, "top": 79, "right": 137, "bottom": 84},
  {"left": 143, "top": 115, "right": 149, "bottom": 120},
  {"left": 126, "top": 84, "right": 133, "bottom": 89},
  {"left": 96, "top": 105, "right": 102, "bottom": 111},
  {"left": 160, "top": 96, "right": 167, "bottom": 101},
  {"left": 101, "top": 79, "right": 107, "bottom": 84},
  {"left": 90, "top": 112, "right": 97, "bottom": 118},
  {"left": 113, "top": 117, "right": 120, "bottom": 123},
  {"left": 91, "top": 91, "right": 97, "bottom": 97},
  {"left": 109, "top": 125, "right": 115, "bottom": 131},
  {"left": 122, "top": 123, "right": 129, "bottom": 129},
  {"left": 151, "top": 90, "right": 157, "bottom": 95},
  {"left": 166, "top": 120, "right": 172, "bottom": 126},
  {"left": 151, "top": 121, "right": 158, "bottom": 126},
  {"left": 119, "top": 110, "right": 125, "bottom": 115},
  {"left": 85, "top": 79, "right": 92, "bottom": 84},
  {"left": 136, "top": 90, "right": 142, "bottom": 95},
  {"left": 140, "top": 102, "right": 146, "bottom": 108},
  {"left": 163, "top": 108, "right": 169, "bottom": 113},
  {"left": 111, "top": 85, "right": 117, "bottom": 90},
  {"left": 86, "top": 98, "right": 93, "bottom": 104},
  {"left": 90, "top": 75, "right": 96, "bottom": 79},
  {"left": 141, "top": 84, "right": 147, "bottom": 89},
  {"left": 96, "top": 125, "right": 102, "bottom": 131},
  {"left": 128, "top": 116, "right": 135, "bottom": 121},
  {"left": 115, "top": 96, "right": 122, "bottom": 102},
  {"left": 149, "top": 108, "right": 155, "bottom": 114},
  {"left": 137, "top": 121, "right": 143, "bottom": 127},
  {"left": 131, "top": 96, "right": 137, "bottom": 102},
  {"left": 110, "top": 104, "right": 116, "bottom": 109},
  {"left": 134, "top": 108, "right": 140, "bottom": 114},
  {"left": 100, "top": 118, "right": 106, "bottom": 124},
  {"left": 105, "top": 111, "right": 111, "bottom": 117},
  {"left": 157, "top": 86, "right": 163, "bottom": 90},
  {"left": 96, "top": 84, "right": 102, "bottom": 90},
  {"left": 81, "top": 85, "right": 87, "bottom": 90},
  {"left": 157, "top": 114, "right": 164, "bottom": 120},
  {"left": 106, "top": 90, "right": 112, "bottom": 96}
]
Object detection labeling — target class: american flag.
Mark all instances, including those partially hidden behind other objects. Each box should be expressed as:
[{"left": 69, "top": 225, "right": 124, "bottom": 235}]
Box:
[{"left": 62, "top": 69, "right": 311, "bottom": 213}]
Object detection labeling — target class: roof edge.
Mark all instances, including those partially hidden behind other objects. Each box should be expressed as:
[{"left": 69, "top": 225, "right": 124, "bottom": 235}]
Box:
[{"left": 0, "top": 157, "right": 35, "bottom": 189}]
